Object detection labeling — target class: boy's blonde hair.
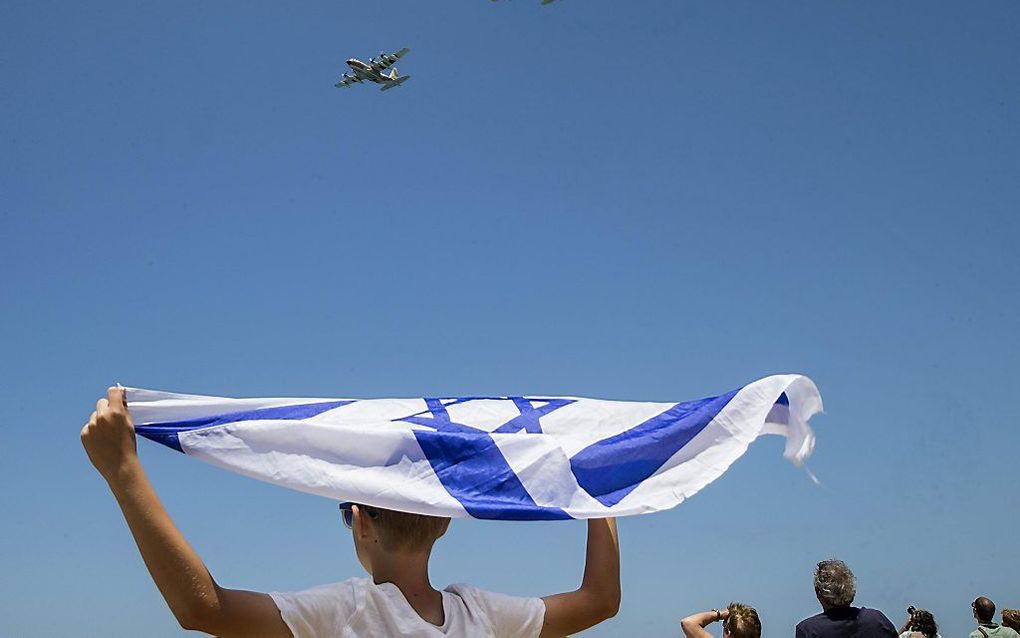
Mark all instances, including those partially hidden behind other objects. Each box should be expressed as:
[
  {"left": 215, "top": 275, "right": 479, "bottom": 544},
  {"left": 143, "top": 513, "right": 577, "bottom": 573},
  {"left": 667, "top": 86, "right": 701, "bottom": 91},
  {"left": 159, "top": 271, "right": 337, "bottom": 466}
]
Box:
[
  {"left": 364, "top": 506, "right": 450, "bottom": 552},
  {"left": 724, "top": 602, "right": 761, "bottom": 638}
]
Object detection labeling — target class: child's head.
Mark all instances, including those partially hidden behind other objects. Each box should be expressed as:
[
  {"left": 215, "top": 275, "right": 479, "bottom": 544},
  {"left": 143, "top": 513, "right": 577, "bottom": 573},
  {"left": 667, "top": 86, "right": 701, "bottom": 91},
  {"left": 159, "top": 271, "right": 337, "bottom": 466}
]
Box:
[
  {"left": 723, "top": 602, "right": 761, "bottom": 638},
  {"left": 341, "top": 503, "right": 451, "bottom": 573}
]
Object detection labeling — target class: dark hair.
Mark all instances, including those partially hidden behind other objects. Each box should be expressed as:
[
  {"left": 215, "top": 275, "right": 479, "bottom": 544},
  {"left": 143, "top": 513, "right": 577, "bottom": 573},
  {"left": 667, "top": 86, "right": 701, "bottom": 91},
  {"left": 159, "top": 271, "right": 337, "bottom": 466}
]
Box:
[
  {"left": 724, "top": 602, "right": 761, "bottom": 638},
  {"left": 909, "top": 609, "right": 938, "bottom": 638},
  {"left": 974, "top": 597, "right": 995, "bottom": 623}
]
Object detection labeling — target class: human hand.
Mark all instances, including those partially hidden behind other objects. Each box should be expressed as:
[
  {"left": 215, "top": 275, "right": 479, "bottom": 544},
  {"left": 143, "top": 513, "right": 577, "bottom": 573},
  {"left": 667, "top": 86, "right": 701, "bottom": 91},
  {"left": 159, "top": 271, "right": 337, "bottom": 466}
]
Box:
[{"left": 81, "top": 386, "right": 138, "bottom": 483}]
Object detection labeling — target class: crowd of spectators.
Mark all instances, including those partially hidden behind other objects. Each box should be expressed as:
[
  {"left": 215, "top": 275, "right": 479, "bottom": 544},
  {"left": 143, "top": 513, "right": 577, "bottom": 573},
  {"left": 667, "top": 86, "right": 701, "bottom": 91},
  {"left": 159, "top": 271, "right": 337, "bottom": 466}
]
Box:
[{"left": 680, "top": 559, "right": 1017, "bottom": 638}]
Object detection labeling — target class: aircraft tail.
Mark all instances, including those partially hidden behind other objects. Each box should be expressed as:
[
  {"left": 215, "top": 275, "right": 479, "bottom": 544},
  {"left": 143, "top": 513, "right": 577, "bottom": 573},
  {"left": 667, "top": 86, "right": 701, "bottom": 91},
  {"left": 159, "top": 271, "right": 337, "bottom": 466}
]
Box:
[{"left": 380, "top": 75, "right": 410, "bottom": 91}]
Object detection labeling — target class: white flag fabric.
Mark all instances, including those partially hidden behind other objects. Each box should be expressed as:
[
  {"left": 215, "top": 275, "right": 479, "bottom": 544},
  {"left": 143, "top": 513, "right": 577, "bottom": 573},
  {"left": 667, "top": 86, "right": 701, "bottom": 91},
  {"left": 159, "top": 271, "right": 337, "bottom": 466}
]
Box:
[{"left": 126, "top": 374, "right": 821, "bottom": 520}]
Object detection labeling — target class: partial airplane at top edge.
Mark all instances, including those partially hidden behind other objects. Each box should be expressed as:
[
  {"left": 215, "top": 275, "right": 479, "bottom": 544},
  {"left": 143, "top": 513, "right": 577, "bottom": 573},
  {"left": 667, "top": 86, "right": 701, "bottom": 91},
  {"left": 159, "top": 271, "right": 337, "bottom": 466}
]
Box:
[{"left": 335, "top": 48, "right": 411, "bottom": 92}]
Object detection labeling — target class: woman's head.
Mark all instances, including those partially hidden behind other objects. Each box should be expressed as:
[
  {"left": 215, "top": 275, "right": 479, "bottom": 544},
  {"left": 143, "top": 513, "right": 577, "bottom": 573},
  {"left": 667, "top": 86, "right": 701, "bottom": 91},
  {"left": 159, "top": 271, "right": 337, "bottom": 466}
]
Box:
[
  {"left": 723, "top": 602, "right": 761, "bottom": 638},
  {"left": 908, "top": 609, "right": 938, "bottom": 638},
  {"left": 1002, "top": 609, "right": 1020, "bottom": 632}
]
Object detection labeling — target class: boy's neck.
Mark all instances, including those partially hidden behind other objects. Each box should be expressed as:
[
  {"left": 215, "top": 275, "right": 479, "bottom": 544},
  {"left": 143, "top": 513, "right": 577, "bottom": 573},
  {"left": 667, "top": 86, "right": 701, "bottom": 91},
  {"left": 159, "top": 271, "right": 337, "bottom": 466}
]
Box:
[{"left": 370, "top": 549, "right": 444, "bottom": 625}]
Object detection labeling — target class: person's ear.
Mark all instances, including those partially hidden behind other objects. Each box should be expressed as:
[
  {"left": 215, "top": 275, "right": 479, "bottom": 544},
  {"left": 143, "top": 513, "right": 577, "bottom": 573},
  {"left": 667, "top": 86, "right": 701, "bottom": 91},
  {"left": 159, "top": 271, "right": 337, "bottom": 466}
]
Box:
[
  {"left": 437, "top": 518, "right": 451, "bottom": 538},
  {"left": 352, "top": 505, "right": 373, "bottom": 541}
]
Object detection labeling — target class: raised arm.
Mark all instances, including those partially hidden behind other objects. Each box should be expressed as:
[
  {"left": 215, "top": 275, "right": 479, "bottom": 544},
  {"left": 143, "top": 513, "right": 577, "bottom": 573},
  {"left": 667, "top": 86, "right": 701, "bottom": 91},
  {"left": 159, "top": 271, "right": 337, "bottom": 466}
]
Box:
[
  {"left": 81, "top": 387, "right": 291, "bottom": 638},
  {"left": 898, "top": 612, "right": 912, "bottom": 636},
  {"left": 539, "top": 517, "right": 621, "bottom": 637},
  {"left": 681, "top": 608, "right": 729, "bottom": 638}
]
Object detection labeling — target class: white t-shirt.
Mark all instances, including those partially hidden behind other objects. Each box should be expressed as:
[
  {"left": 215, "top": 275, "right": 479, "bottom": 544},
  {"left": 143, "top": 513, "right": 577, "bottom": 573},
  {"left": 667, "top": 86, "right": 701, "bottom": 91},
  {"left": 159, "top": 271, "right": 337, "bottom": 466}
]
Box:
[{"left": 270, "top": 578, "right": 545, "bottom": 638}]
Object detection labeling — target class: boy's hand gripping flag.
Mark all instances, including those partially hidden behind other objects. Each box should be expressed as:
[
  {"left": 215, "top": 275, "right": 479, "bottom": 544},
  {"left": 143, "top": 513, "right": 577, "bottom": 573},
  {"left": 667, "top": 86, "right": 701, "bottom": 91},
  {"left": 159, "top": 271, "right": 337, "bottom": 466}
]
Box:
[{"left": 125, "top": 374, "right": 821, "bottom": 520}]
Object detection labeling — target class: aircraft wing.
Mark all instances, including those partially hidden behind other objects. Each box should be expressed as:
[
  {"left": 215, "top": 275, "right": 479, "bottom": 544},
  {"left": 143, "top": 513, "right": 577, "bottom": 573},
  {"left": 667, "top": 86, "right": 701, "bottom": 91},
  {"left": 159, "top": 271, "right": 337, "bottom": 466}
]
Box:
[
  {"left": 372, "top": 47, "right": 410, "bottom": 71},
  {"left": 334, "top": 74, "right": 359, "bottom": 88}
]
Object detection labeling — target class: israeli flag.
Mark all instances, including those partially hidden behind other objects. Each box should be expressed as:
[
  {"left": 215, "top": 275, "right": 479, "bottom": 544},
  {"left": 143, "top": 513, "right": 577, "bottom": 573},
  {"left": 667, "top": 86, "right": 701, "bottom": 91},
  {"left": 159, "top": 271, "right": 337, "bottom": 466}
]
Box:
[{"left": 126, "top": 374, "right": 821, "bottom": 520}]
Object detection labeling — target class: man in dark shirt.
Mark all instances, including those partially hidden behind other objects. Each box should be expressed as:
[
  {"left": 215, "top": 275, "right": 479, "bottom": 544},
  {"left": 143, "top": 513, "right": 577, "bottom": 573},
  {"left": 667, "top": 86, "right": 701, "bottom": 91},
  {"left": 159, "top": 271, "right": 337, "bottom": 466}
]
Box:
[{"left": 795, "top": 559, "right": 897, "bottom": 638}]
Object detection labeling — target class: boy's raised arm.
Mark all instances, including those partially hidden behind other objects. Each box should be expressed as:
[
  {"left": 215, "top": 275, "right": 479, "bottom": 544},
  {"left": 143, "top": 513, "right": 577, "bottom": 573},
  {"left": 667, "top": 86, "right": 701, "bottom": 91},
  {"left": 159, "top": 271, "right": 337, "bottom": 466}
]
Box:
[
  {"left": 81, "top": 387, "right": 292, "bottom": 638},
  {"left": 539, "top": 517, "right": 621, "bottom": 638}
]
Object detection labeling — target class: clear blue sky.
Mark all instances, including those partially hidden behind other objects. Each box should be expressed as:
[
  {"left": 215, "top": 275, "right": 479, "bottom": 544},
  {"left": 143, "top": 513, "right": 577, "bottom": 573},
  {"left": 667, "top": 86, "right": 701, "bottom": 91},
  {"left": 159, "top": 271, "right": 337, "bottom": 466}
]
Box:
[{"left": 2, "top": 1, "right": 1018, "bottom": 636}]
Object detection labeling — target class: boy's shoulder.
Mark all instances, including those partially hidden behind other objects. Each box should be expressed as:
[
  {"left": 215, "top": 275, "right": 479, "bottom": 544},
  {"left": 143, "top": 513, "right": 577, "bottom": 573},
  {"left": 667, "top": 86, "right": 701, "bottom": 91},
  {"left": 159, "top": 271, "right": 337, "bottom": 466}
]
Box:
[
  {"left": 443, "top": 583, "right": 545, "bottom": 637},
  {"left": 271, "top": 576, "right": 365, "bottom": 603},
  {"left": 443, "top": 581, "right": 539, "bottom": 606},
  {"left": 270, "top": 578, "right": 367, "bottom": 637}
]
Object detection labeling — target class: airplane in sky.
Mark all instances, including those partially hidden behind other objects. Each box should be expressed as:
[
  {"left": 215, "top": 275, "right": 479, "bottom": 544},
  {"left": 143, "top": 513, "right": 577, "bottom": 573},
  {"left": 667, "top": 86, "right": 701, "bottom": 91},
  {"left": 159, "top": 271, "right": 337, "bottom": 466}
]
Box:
[
  {"left": 335, "top": 48, "right": 411, "bottom": 91},
  {"left": 492, "top": 0, "right": 558, "bottom": 4}
]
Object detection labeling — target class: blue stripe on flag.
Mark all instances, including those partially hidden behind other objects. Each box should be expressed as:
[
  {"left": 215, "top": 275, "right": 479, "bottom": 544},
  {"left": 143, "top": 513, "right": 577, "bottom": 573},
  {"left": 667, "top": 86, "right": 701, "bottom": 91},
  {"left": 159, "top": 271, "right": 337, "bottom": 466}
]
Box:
[
  {"left": 135, "top": 400, "right": 354, "bottom": 452},
  {"left": 413, "top": 429, "right": 571, "bottom": 521},
  {"left": 569, "top": 390, "right": 738, "bottom": 507}
]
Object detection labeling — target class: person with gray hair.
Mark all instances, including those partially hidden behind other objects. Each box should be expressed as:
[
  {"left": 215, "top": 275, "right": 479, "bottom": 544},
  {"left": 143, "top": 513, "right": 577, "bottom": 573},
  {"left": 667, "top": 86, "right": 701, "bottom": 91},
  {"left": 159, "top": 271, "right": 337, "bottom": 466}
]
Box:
[{"left": 794, "top": 559, "right": 897, "bottom": 638}]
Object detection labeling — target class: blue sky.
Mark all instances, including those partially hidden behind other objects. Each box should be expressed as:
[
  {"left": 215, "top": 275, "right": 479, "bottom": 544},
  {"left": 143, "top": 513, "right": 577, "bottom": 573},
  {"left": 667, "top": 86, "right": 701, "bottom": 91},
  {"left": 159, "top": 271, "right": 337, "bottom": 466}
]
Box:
[{"left": 2, "top": 1, "right": 1018, "bottom": 636}]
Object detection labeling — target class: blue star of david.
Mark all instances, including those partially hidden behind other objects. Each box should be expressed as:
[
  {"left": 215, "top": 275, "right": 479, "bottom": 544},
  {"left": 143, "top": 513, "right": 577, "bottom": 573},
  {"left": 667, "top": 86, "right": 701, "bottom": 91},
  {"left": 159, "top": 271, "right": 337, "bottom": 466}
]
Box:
[{"left": 394, "top": 396, "right": 575, "bottom": 434}]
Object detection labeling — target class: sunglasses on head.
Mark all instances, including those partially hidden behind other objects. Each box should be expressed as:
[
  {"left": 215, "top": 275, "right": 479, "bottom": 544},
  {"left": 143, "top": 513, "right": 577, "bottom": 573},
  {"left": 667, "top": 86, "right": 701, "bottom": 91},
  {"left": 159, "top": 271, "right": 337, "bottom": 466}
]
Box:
[{"left": 338, "top": 502, "right": 378, "bottom": 529}]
